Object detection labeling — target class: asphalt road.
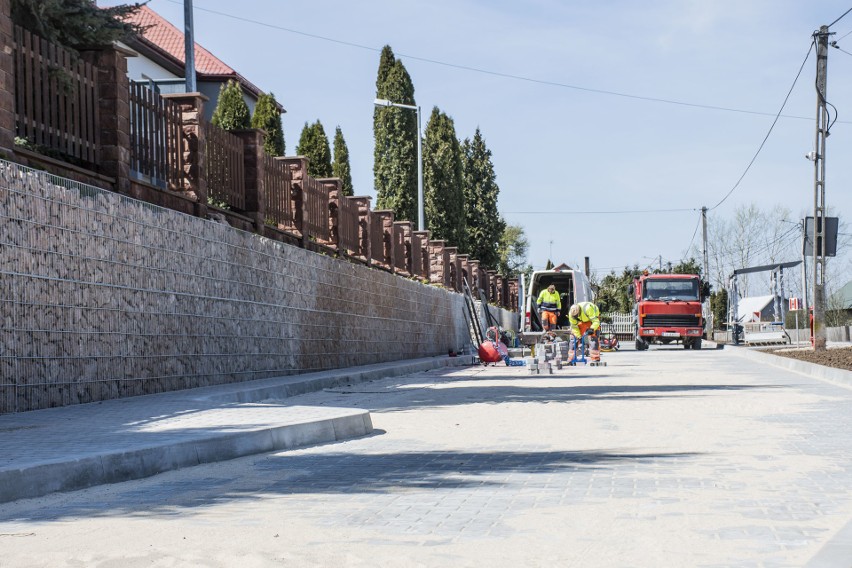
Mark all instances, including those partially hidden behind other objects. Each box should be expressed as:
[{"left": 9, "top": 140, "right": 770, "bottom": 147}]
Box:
[{"left": 2, "top": 345, "right": 852, "bottom": 567}]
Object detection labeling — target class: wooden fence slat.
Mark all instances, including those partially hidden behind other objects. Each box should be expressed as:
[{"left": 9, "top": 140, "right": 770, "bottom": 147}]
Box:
[{"left": 12, "top": 26, "right": 99, "bottom": 165}]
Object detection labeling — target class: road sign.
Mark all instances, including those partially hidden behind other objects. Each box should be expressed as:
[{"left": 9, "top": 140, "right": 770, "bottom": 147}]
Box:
[{"left": 788, "top": 297, "right": 801, "bottom": 311}]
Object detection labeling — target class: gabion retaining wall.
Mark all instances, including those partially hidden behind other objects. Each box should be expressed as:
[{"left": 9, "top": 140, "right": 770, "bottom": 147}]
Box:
[{"left": 0, "top": 161, "right": 469, "bottom": 413}]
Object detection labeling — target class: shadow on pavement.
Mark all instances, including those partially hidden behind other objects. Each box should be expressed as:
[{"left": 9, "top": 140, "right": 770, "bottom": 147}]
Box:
[{"left": 1, "top": 448, "right": 701, "bottom": 522}]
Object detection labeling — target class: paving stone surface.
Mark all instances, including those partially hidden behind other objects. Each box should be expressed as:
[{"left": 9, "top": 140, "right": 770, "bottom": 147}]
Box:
[{"left": 1, "top": 346, "right": 852, "bottom": 567}]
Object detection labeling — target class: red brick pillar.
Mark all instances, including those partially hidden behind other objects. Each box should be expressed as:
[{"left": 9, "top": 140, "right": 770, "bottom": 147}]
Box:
[
  {"left": 80, "top": 46, "right": 134, "bottom": 194},
  {"left": 447, "top": 247, "right": 462, "bottom": 291},
  {"left": 508, "top": 278, "right": 519, "bottom": 312},
  {"left": 487, "top": 270, "right": 498, "bottom": 302},
  {"left": 318, "top": 177, "right": 342, "bottom": 251},
  {"left": 232, "top": 128, "right": 266, "bottom": 233},
  {"left": 458, "top": 254, "right": 470, "bottom": 290},
  {"left": 413, "top": 230, "right": 430, "bottom": 279},
  {"left": 469, "top": 260, "right": 481, "bottom": 295},
  {"left": 162, "top": 93, "right": 209, "bottom": 218},
  {"left": 428, "top": 240, "right": 448, "bottom": 287},
  {"left": 393, "top": 221, "right": 413, "bottom": 275},
  {"left": 0, "top": 0, "right": 14, "bottom": 153},
  {"left": 351, "top": 196, "right": 372, "bottom": 263},
  {"left": 378, "top": 210, "right": 395, "bottom": 270}
]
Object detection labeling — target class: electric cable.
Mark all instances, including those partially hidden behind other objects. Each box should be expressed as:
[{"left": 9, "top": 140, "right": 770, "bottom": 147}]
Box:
[
  {"left": 681, "top": 212, "right": 703, "bottom": 262},
  {"left": 828, "top": 6, "right": 852, "bottom": 28},
  {"left": 709, "top": 40, "right": 815, "bottom": 211},
  {"left": 162, "top": 0, "right": 820, "bottom": 122}
]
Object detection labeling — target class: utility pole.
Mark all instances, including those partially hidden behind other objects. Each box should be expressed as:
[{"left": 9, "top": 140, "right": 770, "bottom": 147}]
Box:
[
  {"left": 701, "top": 207, "right": 709, "bottom": 280},
  {"left": 184, "top": 0, "right": 197, "bottom": 92},
  {"left": 812, "top": 25, "right": 830, "bottom": 351}
]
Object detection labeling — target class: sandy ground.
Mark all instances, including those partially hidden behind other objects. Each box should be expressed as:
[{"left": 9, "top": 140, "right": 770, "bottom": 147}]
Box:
[{"left": 772, "top": 346, "right": 852, "bottom": 371}]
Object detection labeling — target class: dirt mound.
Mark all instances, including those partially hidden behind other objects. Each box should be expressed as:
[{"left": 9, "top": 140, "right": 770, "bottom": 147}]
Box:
[{"left": 771, "top": 346, "right": 852, "bottom": 371}]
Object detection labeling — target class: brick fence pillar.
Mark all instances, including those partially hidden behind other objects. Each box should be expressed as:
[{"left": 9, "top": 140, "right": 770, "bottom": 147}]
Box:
[
  {"left": 0, "top": 0, "right": 14, "bottom": 154},
  {"left": 413, "top": 230, "right": 430, "bottom": 280},
  {"left": 81, "top": 46, "right": 134, "bottom": 194},
  {"left": 427, "top": 240, "right": 446, "bottom": 286},
  {"left": 351, "top": 196, "right": 372, "bottom": 263},
  {"left": 162, "top": 92, "right": 209, "bottom": 218},
  {"left": 232, "top": 128, "right": 267, "bottom": 233},
  {"left": 318, "top": 177, "right": 342, "bottom": 251}
]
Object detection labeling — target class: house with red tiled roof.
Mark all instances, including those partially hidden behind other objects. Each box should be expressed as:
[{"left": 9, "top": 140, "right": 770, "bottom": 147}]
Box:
[{"left": 119, "top": 5, "right": 284, "bottom": 121}]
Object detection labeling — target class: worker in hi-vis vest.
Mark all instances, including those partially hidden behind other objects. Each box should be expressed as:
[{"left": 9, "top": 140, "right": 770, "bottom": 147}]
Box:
[
  {"left": 536, "top": 284, "right": 561, "bottom": 332},
  {"left": 568, "top": 301, "right": 602, "bottom": 361}
]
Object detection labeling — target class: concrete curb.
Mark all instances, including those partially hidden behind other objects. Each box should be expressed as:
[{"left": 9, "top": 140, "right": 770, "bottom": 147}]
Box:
[
  {"left": 195, "top": 355, "right": 476, "bottom": 404},
  {"left": 728, "top": 346, "right": 852, "bottom": 387},
  {"left": 0, "top": 410, "right": 372, "bottom": 504},
  {"left": 0, "top": 355, "right": 473, "bottom": 504}
]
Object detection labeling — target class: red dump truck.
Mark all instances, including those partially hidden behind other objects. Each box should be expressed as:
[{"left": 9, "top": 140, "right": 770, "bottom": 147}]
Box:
[{"left": 630, "top": 273, "right": 710, "bottom": 350}]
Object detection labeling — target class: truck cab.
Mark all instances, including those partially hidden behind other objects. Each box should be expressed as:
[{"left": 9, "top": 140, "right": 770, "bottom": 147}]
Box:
[
  {"left": 631, "top": 273, "right": 709, "bottom": 350},
  {"left": 519, "top": 264, "right": 595, "bottom": 346}
]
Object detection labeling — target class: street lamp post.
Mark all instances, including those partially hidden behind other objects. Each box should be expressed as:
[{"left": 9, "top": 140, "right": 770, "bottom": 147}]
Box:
[{"left": 374, "top": 98, "right": 424, "bottom": 232}]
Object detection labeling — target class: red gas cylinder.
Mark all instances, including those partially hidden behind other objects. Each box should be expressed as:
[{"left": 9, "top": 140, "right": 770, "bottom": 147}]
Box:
[{"left": 478, "top": 340, "right": 506, "bottom": 364}]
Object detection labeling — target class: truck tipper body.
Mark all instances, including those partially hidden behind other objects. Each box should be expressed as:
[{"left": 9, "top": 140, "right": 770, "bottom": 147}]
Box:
[
  {"left": 519, "top": 264, "right": 595, "bottom": 346},
  {"left": 631, "top": 273, "right": 709, "bottom": 350}
]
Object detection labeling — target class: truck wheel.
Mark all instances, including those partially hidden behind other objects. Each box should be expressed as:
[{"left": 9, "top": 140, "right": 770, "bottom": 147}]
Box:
[
  {"left": 635, "top": 338, "right": 647, "bottom": 351},
  {"left": 683, "top": 340, "right": 691, "bottom": 349},
  {"left": 692, "top": 338, "right": 702, "bottom": 350}
]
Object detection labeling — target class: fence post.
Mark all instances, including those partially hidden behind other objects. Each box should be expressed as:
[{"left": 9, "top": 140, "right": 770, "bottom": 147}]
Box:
[
  {"left": 428, "top": 240, "right": 448, "bottom": 287},
  {"left": 351, "top": 196, "right": 372, "bottom": 263},
  {"left": 0, "top": 0, "right": 14, "bottom": 153},
  {"left": 80, "top": 46, "right": 134, "bottom": 194},
  {"left": 162, "top": 92, "right": 209, "bottom": 218},
  {"left": 508, "top": 278, "right": 519, "bottom": 311},
  {"left": 231, "top": 128, "right": 266, "bottom": 233},
  {"left": 413, "top": 230, "right": 431, "bottom": 280},
  {"left": 458, "top": 254, "right": 470, "bottom": 289},
  {"left": 318, "top": 177, "right": 342, "bottom": 252}
]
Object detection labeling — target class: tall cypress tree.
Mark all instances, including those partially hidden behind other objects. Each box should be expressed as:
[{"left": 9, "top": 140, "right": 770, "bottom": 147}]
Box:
[
  {"left": 250, "top": 92, "right": 285, "bottom": 156},
  {"left": 332, "top": 126, "right": 354, "bottom": 196},
  {"left": 296, "top": 120, "right": 332, "bottom": 178},
  {"left": 462, "top": 128, "right": 504, "bottom": 268},
  {"left": 373, "top": 46, "right": 418, "bottom": 222},
  {"left": 423, "top": 107, "right": 466, "bottom": 250},
  {"left": 211, "top": 80, "right": 251, "bottom": 131}
]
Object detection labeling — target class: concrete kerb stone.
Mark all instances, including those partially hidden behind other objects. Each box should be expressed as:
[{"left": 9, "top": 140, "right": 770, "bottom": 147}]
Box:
[
  {"left": 728, "top": 345, "right": 852, "bottom": 388},
  {"left": 0, "top": 355, "right": 468, "bottom": 504},
  {"left": 194, "top": 354, "right": 475, "bottom": 404}
]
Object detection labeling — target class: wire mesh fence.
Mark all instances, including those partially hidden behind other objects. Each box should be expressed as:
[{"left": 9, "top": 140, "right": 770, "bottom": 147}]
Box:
[{"left": 0, "top": 160, "right": 466, "bottom": 414}]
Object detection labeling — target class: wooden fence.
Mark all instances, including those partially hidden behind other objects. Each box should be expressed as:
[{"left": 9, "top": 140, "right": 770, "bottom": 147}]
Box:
[
  {"left": 128, "top": 81, "right": 183, "bottom": 189},
  {"left": 263, "top": 154, "right": 293, "bottom": 229},
  {"left": 204, "top": 121, "right": 245, "bottom": 210},
  {"left": 13, "top": 26, "right": 99, "bottom": 165},
  {"left": 336, "top": 196, "right": 360, "bottom": 255},
  {"left": 300, "top": 175, "right": 329, "bottom": 242}
]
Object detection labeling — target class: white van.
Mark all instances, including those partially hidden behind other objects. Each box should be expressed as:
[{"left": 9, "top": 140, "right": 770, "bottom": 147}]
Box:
[{"left": 519, "top": 264, "right": 595, "bottom": 346}]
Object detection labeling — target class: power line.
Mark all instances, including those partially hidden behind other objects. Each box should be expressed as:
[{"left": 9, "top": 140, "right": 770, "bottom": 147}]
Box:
[
  {"left": 709, "top": 40, "right": 815, "bottom": 211},
  {"left": 829, "top": 6, "right": 852, "bottom": 28},
  {"left": 165, "top": 0, "right": 821, "bottom": 122},
  {"left": 507, "top": 207, "right": 696, "bottom": 215},
  {"left": 682, "top": 212, "right": 703, "bottom": 262}
]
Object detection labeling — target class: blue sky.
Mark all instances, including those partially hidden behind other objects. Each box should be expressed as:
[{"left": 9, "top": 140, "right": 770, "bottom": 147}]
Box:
[{"left": 111, "top": 0, "right": 852, "bottom": 283}]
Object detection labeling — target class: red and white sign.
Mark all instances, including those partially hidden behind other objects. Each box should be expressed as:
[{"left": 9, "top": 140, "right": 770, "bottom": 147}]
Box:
[{"left": 788, "top": 297, "right": 801, "bottom": 310}]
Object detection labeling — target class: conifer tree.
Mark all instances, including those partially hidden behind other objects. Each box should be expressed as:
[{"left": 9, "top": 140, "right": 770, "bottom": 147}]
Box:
[
  {"left": 332, "top": 126, "right": 354, "bottom": 196},
  {"left": 296, "top": 120, "right": 333, "bottom": 178},
  {"left": 462, "top": 128, "right": 504, "bottom": 269},
  {"left": 373, "top": 46, "right": 418, "bottom": 222},
  {"left": 250, "top": 92, "right": 285, "bottom": 156},
  {"left": 11, "top": 0, "right": 145, "bottom": 55},
  {"left": 211, "top": 80, "right": 251, "bottom": 131},
  {"left": 423, "top": 107, "right": 466, "bottom": 250}
]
